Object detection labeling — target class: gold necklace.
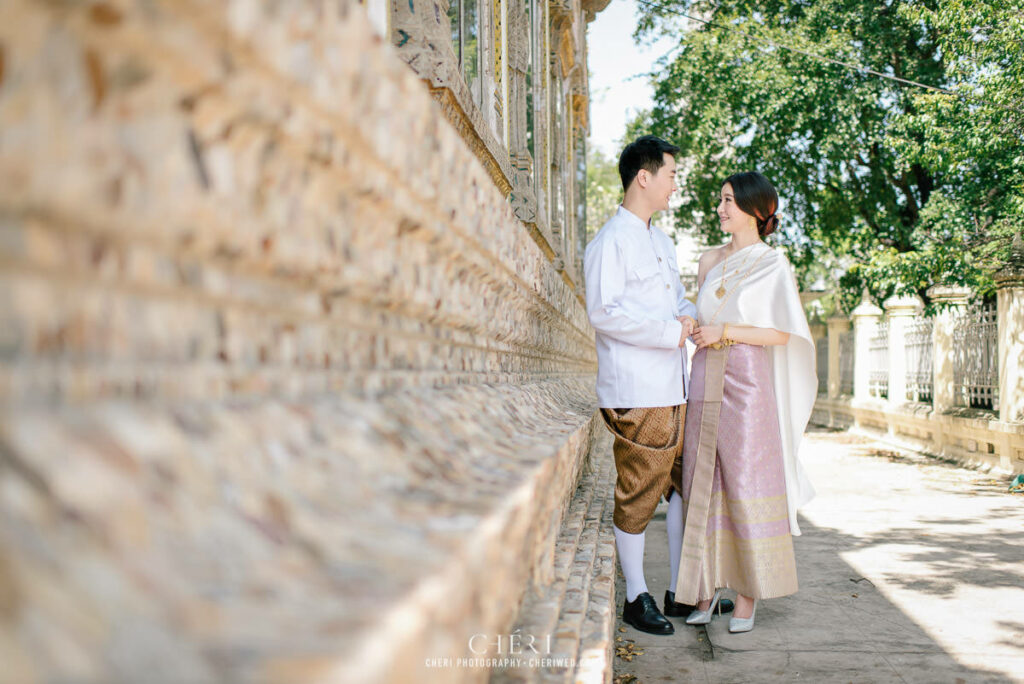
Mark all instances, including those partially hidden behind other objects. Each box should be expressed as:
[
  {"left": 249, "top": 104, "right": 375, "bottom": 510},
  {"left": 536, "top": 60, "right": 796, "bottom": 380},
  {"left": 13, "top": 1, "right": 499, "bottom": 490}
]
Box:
[
  {"left": 714, "top": 247, "right": 755, "bottom": 299},
  {"left": 706, "top": 246, "right": 772, "bottom": 326}
]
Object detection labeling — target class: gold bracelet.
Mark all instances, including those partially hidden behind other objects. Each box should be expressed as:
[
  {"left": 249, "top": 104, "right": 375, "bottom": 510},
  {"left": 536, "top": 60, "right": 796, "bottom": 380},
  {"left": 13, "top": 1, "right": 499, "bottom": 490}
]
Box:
[{"left": 709, "top": 323, "right": 735, "bottom": 350}]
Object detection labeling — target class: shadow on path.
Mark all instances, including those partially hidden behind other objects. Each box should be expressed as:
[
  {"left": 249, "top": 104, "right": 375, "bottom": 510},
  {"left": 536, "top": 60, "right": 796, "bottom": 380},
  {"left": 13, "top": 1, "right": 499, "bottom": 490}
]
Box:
[{"left": 610, "top": 428, "right": 1023, "bottom": 683}]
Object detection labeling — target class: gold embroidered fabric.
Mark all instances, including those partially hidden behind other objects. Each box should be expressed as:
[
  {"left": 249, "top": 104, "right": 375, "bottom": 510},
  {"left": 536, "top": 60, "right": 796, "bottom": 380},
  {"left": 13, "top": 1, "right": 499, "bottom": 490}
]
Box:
[
  {"left": 674, "top": 345, "right": 798, "bottom": 602},
  {"left": 600, "top": 405, "right": 686, "bottom": 534}
]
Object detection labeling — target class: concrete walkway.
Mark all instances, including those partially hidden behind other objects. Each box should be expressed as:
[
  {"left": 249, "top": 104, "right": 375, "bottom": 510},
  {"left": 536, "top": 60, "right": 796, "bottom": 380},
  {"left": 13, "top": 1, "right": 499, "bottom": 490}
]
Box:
[{"left": 612, "top": 427, "right": 1024, "bottom": 683}]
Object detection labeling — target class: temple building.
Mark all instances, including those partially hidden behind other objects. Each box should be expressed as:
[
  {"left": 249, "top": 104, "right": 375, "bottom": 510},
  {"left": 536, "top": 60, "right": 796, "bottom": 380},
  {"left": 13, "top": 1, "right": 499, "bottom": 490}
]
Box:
[{"left": 387, "top": 0, "right": 605, "bottom": 291}]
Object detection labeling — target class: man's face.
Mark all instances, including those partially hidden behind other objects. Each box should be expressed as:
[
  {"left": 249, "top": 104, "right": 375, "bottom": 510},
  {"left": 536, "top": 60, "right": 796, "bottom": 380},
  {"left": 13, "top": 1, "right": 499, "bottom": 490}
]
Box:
[{"left": 644, "top": 153, "right": 678, "bottom": 212}]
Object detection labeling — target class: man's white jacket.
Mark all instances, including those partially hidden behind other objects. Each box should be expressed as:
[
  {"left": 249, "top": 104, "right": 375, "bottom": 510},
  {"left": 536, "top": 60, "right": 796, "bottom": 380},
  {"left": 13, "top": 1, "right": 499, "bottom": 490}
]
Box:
[{"left": 584, "top": 206, "right": 697, "bottom": 409}]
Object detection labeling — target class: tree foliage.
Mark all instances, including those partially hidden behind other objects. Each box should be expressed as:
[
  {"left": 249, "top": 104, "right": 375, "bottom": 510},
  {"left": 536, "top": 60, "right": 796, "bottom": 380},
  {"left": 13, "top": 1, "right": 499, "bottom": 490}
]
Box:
[
  {"left": 633, "top": 0, "right": 1023, "bottom": 311},
  {"left": 586, "top": 147, "right": 624, "bottom": 241}
]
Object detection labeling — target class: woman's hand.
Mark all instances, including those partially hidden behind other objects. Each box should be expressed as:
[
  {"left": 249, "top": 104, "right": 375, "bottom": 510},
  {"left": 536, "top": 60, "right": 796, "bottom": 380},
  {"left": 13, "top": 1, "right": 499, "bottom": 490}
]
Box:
[
  {"left": 692, "top": 324, "right": 725, "bottom": 350},
  {"left": 694, "top": 324, "right": 790, "bottom": 348}
]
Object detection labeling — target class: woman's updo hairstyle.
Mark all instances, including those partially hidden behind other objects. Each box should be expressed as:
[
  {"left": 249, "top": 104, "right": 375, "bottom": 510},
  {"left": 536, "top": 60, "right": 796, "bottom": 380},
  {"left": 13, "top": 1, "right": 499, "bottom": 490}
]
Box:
[{"left": 724, "top": 171, "right": 779, "bottom": 237}]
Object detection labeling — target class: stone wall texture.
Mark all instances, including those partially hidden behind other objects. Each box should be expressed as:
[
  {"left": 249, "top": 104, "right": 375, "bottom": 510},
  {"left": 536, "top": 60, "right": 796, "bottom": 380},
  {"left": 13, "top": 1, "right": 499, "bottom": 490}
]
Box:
[{"left": 0, "top": 1, "right": 600, "bottom": 682}]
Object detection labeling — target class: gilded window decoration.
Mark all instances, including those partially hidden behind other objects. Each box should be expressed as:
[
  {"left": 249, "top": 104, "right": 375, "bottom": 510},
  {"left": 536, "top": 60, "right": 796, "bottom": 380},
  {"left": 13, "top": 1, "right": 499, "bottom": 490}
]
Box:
[
  {"left": 525, "top": 0, "right": 537, "bottom": 165},
  {"left": 492, "top": 0, "right": 504, "bottom": 124}
]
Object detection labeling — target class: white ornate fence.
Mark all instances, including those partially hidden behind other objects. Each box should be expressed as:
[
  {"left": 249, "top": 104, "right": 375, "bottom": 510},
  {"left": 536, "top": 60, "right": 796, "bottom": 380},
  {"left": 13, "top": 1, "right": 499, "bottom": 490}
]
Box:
[
  {"left": 952, "top": 302, "right": 999, "bottom": 410},
  {"left": 905, "top": 317, "right": 934, "bottom": 403},
  {"left": 839, "top": 328, "right": 855, "bottom": 396},
  {"left": 812, "top": 281, "right": 1024, "bottom": 474},
  {"left": 816, "top": 334, "right": 829, "bottom": 396},
  {"left": 869, "top": 319, "right": 890, "bottom": 399}
]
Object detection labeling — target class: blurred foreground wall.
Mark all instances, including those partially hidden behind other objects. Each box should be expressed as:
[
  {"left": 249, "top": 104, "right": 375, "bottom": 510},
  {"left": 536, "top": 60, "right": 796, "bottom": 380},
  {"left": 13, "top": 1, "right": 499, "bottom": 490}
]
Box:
[{"left": 0, "top": 1, "right": 606, "bottom": 681}]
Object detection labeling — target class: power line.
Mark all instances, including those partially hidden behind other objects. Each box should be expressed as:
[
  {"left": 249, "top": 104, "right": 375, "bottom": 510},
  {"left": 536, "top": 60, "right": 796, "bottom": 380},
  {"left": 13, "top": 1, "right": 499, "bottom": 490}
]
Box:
[{"left": 634, "top": 0, "right": 1024, "bottom": 117}]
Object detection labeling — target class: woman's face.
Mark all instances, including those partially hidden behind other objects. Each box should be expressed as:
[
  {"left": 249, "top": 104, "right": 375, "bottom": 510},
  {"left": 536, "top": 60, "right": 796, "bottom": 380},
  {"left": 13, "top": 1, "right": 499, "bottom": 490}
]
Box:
[{"left": 717, "top": 183, "right": 755, "bottom": 235}]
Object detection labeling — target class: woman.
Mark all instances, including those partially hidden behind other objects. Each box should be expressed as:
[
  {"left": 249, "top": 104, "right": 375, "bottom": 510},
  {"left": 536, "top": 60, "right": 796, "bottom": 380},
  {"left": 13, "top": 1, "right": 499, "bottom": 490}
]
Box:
[{"left": 673, "top": 171, "right": 817, "bottom": 633}]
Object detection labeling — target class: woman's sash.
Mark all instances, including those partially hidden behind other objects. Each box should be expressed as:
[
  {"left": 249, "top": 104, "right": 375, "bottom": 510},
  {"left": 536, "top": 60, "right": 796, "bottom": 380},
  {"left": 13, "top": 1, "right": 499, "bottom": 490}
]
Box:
[{"left": 674, "top": 346, "right": 730, "bottom": 604}]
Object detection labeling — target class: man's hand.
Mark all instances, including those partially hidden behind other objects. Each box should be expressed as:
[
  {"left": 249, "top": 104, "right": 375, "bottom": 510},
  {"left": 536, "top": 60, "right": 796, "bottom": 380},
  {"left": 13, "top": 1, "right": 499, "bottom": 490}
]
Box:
[{"left": 677, "top": 316, "right": 696, "bottom": 347}]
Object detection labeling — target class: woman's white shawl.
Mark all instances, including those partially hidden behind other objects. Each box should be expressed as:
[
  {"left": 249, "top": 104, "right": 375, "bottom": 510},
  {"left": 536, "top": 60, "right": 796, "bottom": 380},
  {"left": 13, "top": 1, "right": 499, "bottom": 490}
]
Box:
[{"left": 696, "top": 243, "right": 817, "bottom": 535}]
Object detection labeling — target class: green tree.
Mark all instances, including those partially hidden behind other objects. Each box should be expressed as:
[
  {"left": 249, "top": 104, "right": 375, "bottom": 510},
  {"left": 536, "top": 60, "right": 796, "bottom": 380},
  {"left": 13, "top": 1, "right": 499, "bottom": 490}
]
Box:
[
  {"left": 586, "top": 146, "right": 623, "bottom": 241},
  {"left": 883, "top": 1, "right": 1024, "bottom": 301},
  {"left": 633, "top": 0, "right": 1023, "bottom": 311}
]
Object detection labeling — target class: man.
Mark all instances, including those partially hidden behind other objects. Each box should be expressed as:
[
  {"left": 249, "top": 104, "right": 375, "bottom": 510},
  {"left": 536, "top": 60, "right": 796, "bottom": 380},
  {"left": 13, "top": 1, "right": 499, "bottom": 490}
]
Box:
[{"left": 583, "top": 135, "right": 732, "bottom": 635}]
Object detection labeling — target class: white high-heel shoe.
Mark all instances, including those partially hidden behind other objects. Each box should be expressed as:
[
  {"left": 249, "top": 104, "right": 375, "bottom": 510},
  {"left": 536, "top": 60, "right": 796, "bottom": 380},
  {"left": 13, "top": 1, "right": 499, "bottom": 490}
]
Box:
[
  {"left": 685, "top": 590, "right": 722, "bottom": 625},
  {"left": 728, "top": 601, "right": 757, "bottom": 633}
]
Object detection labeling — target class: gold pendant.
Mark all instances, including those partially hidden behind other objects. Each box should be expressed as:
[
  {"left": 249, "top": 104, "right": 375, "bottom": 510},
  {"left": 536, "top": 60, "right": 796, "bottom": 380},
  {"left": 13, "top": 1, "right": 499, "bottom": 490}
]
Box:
[{"left": 715, "top": 286, "right": 726, "bottom": 298}]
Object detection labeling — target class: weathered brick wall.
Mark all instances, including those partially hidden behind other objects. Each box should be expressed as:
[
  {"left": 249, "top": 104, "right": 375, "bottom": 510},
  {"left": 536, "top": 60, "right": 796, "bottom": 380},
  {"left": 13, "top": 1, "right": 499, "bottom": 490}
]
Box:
[{"left": 0, "top": 1, "right": 599, "bottom": 682}]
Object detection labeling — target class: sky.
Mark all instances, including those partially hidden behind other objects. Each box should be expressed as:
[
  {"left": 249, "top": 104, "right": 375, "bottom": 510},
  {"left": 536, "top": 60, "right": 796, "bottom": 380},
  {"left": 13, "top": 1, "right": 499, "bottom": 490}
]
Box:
[{"left": 586, "top": 0, "right": 678, "bottom": 159}]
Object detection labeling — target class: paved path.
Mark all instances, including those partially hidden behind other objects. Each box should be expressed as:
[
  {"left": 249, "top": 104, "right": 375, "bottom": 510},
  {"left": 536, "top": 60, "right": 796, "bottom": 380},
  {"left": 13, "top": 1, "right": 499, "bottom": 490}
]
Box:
[{"left": 612, "top": 427, "right": 1024, "bottom": 683}]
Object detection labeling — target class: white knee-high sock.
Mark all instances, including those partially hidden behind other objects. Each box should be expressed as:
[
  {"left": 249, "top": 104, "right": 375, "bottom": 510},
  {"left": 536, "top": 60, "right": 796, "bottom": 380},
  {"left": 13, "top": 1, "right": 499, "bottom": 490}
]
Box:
[
  {"left": 667, "top": 491, "right": 684, "bottom": 594},
  {"left": 614, "top": 525, "right": 648, "bottom": 602}
]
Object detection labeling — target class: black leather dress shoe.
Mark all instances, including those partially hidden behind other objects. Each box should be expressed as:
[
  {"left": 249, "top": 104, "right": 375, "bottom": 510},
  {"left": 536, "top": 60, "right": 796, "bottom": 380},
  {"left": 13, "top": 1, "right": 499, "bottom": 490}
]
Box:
[
  {"left": 622, "top": 592, "right": 674, "bottom": 635},
  {"left": 664, "top": 590, "right": 735, "bottom": 617},
  {"left": 663, "top": 590, "right": 695, "bottom": 617}
]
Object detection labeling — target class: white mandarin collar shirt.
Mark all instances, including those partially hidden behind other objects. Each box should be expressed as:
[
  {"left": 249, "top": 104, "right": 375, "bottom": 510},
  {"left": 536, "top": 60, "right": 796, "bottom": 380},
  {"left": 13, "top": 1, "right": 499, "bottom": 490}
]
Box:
[{"left": 584, "top": 206, "right": 698, "bottom": 408}]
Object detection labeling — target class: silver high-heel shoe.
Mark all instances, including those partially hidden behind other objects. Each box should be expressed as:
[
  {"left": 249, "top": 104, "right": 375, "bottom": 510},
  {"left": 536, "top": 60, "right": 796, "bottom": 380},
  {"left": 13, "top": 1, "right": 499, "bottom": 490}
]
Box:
[
  {"left": 685, "top": 590, "right": 722, "bottom": 625},
  {"left": 728, "top": 601, "right": 757, "bottom": 633}
]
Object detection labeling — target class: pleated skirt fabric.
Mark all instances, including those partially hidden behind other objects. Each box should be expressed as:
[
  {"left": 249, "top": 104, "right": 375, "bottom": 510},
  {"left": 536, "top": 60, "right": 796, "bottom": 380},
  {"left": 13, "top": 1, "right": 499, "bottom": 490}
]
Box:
[{"left": 677, "top": 343, "right": 798, "bottom": 602}]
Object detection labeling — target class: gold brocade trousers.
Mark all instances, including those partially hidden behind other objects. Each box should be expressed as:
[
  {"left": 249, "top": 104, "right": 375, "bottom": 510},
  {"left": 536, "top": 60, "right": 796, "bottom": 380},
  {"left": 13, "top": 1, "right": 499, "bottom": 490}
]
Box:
[{"left": 600, "top": 404, "right": 685, "bottom": 534}]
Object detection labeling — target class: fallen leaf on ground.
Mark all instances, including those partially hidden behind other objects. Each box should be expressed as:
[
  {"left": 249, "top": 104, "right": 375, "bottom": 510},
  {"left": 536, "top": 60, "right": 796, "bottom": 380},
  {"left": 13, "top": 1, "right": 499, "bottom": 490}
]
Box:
[{"left": 616, "top": 642, "right": 644, "bottom": 661}]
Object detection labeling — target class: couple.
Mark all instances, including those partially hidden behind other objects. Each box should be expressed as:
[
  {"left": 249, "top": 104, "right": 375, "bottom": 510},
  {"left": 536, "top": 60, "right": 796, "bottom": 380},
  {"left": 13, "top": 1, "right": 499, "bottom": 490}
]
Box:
[{"left": 583, "top": 136, "right": 817, "bottom": 635}]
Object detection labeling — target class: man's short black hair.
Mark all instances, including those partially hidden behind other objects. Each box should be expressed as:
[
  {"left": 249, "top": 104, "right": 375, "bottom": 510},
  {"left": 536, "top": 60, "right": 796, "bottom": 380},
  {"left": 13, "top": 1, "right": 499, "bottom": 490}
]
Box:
[{"left": 618, "top": 135, "right": 680, "bottom": 191}]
